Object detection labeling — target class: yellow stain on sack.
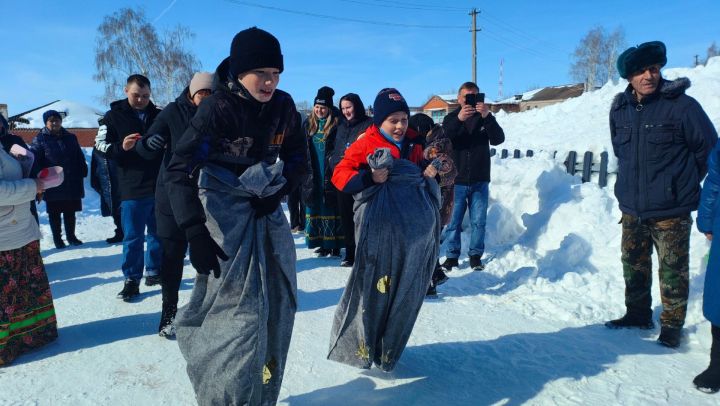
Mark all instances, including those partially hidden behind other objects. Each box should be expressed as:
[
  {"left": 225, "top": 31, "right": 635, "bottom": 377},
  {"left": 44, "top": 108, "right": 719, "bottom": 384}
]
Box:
[
  {"left": 356, "top": 340, "right": 370, "bottom": 361},
  {"left": 262, "top": 365, "right": 272, "bottom": 384},
  {"left": 263, "top": 357, "right": 277, "bottom": 384},
  {"left": 376, "top": 276, "right": 390, "bottom": 293}
]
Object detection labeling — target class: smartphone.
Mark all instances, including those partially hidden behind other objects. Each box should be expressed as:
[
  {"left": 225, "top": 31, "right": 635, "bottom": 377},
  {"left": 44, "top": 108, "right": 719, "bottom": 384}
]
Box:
[
  {"left": 464, "top": 93, "right": 476, "bottom": 106},
  {"left": 478, "top": 92, "right": 485, "bottom": 103}
]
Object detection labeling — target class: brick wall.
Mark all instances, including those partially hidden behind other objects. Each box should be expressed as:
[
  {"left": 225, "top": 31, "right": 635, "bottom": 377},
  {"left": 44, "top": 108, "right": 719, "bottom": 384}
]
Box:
[{"left": 12, "top": 128, "right": 98, "bottom": 147}]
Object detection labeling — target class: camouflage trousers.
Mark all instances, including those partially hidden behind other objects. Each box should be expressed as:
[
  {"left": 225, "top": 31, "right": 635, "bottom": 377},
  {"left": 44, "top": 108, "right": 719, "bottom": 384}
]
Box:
[{"left": 620, "top": 213, "right": 691, "bottom": 329}]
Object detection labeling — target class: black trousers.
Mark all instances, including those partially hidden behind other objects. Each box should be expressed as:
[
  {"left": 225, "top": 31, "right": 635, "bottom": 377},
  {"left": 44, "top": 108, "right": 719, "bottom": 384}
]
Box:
[
  {"left": 159, "top": 237, "right": 188, "bottom": 307},
  {"left": 288, "top": 186, "right": 305, "bottom": 229},
  {"left": 48, "top": 211, "right": 77, "bottom": 240},
  {"left": 336, "top": 190, "right": 356, "bottom": 261}
]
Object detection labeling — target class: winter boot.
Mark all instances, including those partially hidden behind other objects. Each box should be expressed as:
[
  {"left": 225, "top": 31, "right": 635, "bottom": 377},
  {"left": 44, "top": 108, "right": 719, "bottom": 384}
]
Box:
[
  {"left": 605, "top": 312, "right": 655, "bottom": 330},
  {"left": 117, "top": 280, "right": 140, "bottom": 302},
  {"left": 440, "top": 257, "right": 459, "bottom": 272},
  {"left": 331, "top": 248, "right": 342, "bottom": 257},
  {"left": 106, "top": 213, "right": 124, "bottom": 243},
  {"left": 64, "top": 212, "right": 83, "bottom": 246},
  {"left": 432, "top": 264, "right": 449, "bottom": 286},
  {"left": 657, "top": 326, "right": 683, "bottom": 348},
  {"left": 694, "top": 324, "right": 720, "bottom": 393},
  {"left": 426, "top": 283, "right": 438, "bottom": 298},
  {"left": 316, "top": 248, "right": 331, "bottom": 257},
  {"left": 105, "top": 229, "right": 124, "bottom": 244},
  {"left": 49, "top": 213, "right": 66, "bottom": 249},
  {"left": 158, "top": 303, "right": 177, "bottom": 338},
  {"left": 470, "top": 255, "right": 484, "bottom": 271},
  {"left": 144, "top": 274, "right": 162, "bottom": 287}
]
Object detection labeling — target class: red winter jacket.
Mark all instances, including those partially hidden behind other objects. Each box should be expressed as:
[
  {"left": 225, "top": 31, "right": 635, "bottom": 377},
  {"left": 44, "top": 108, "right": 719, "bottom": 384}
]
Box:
[{"left": 331, "top": 124, "right": 425, "bottom": 194}]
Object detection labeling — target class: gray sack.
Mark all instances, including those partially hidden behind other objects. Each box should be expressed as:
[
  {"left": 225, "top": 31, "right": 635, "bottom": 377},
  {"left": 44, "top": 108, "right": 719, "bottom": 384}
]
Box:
[
  {"left": 175, "top": 161, "right": 297, "bottom": 406},
  {"left": 327, "top": 148, "right": 440, "bottom": 371}
]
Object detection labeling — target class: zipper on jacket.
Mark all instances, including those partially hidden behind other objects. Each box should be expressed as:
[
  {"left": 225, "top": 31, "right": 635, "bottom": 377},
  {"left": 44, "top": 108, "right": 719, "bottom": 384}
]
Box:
[{"left": 633, "top": 103, "right": 645, "bottom": 216}]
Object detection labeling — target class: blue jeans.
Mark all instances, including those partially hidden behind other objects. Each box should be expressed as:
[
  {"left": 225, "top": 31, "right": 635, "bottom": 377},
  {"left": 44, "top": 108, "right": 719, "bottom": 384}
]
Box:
[
  {"left": 444, "top": 182, "right": 489, "bottom": 259},
  {"left": 121, "top": 197, "right": 162, "bottom": 281}
]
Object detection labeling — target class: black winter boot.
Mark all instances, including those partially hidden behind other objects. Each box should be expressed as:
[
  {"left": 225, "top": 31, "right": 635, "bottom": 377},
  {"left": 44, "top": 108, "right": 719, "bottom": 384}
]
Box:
[
  {"left": 64, "top": 212, "right": 83, "bottom": 246},
  {"left": 158, "top": 303, "right": 177, "bottom": 338},
  {"left": 49, "top": 213, "right": 66, "bottom": 249},
  {"left": 694, "top": 324, "right": 720, "bottom": 393},
  {"left": 605, "top": 311, "right": 654, "bottom": 330},
  {"left": 106, "top": 213, "right": 124, "bottom": 243},
  {"left": 440, "top": 257, "right": 458, "bottom": 272},
  {"left": 657, "top": 326, "right": 683, "bottom": 348}
]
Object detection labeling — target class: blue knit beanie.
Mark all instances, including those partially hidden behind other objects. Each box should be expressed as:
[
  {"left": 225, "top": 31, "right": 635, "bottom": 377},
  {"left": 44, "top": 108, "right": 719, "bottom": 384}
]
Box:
[
  {"left": 43, "top": 110, "right": 62, "bottom": 124},
  {"left": 372, "top": 88, "right": 409, "bottom": 127}
]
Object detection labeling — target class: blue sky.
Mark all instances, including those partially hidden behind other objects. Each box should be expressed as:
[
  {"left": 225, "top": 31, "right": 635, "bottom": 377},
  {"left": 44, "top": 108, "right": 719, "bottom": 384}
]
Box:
[{"left": 1, "top": 0, "right": 717, "bottom": 115}]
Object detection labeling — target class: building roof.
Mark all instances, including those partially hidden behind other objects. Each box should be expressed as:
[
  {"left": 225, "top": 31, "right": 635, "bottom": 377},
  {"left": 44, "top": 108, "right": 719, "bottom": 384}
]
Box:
[
  {"left": 527, "top": 83, "right": 584, "bottom": 102},
  {"left": 10, "top": 100, "right": 103, "bottom": 129}
]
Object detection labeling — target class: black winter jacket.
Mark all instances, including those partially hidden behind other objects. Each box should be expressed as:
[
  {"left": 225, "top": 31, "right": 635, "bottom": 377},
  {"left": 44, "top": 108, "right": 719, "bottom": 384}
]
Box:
[
  {"left": 30, "top": 127, "right": 87, "bottom": 202},
  {"left": 610, "top": 77, "right": 717, "bottom": 219},
  {"left": 329, "top": 116, "right": 372, "bottom": 173},
  {"left": 442, "top": 108, "right": 505, "bottom": 184},
  {"left": 135, "top": 87, "right": 198, "bottom": 239},
  {"left": 164, "top": 57, "right": 308, "bottom": 240},
  {"left": 94, "top": 99, "right": 161, "bottom": 201}
]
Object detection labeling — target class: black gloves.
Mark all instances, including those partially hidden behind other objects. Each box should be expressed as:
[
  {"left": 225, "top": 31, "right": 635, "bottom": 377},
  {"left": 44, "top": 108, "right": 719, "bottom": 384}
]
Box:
[
  {"left": 145, "top": 133, "right": 167, "bottom": 151},
  {"left": 188, "top": 233, "right": 228, "bottom": 278},
  {"left": 250, "top": 192, "right": 283, "bottom": 219}
]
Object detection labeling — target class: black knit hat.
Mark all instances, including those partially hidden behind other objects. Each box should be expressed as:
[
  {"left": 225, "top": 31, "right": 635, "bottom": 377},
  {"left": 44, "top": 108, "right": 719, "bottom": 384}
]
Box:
[
  {"left": 314, "top": 86, "right": 335, "bottom": 107},
  {"left": 617, "top": 41, "right": 667, "bottom": 79},
  {"left": 372, "top": 88, "right": 409, "bottom": 127},
  {"left": 43, "top": 110, "right": 62, "bottom": 124},
  {"left": 229, "top": 27, "right": 284, "bottom": 78}
]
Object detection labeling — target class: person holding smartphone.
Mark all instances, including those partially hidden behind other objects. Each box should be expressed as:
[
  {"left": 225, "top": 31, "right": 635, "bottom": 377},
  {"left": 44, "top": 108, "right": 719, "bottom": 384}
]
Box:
[{"left": 440, "top": 81, "right": 504, "bottom": 271}]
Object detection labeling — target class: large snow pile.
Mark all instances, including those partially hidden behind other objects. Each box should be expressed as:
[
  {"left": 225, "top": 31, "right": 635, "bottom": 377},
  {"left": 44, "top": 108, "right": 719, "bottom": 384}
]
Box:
[
  {"left": 14, "top": 100, "right": 103, "bottom": 128},
  {"left": 3, "top": 59, "right": 720, "bottom": 405},
  {"left": 496, "top": 56, "right": 720, "bottom": 157}
]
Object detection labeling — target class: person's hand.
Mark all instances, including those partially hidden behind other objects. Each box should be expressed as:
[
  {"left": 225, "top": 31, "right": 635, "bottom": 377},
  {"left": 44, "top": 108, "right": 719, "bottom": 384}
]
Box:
[
  {"left": 122, "top": 133, "right": 142, "bottom": 151},
  {"left": 371, "top": 167, "right": 389, "bottom": 183},
  {"left": 476, "top": 102, "right": 490, "bottom": 118},
  {"left": 250, "top": 192, "right": 283, "bottom": 219},
  {"left": 458, "top": 104, "right": 476, "bottom": 122},
  {"left": 188, "top": 233, "right": 229, "bottom": 278},
  {"left": 706, "top": 233, "right": 713, "bottom": 241},
  {"left": 424, "top": 165, "right": 438, "bottom": 178},
  {"left": 145, "top": 133, "right": 166, "bottom": 151},
  {"left": 34, "top": 179, "right": 44, "bottom": 194}
]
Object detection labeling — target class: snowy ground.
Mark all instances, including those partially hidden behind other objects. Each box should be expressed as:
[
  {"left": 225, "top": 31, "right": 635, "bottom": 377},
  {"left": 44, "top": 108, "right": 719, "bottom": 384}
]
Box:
[{"left": 3, "top": 59, "right": 720, "bottom": 405}]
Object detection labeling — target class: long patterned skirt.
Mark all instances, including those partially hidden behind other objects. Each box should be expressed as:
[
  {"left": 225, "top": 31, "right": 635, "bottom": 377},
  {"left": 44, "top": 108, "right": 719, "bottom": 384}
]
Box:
[
  {"left": 305, "top": 197, "right": 344, "bottom": 251},
  {"left": 0, "top": 240, "right": 58, "bottom": 366}
]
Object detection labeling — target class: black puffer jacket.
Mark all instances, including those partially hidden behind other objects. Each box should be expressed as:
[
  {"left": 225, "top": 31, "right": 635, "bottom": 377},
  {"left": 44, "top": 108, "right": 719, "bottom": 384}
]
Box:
[
  {"left": 442, "top": 108, "right": 505, "bottom": 184},
  {"left": 135, "top": 87, "right": 199, "bottom": 239},
  {"left": 164, "top": 57, "right": 308, "bottom": 240},
  {"left": 94, "top": 98, "right": 161, "bottom": 200},
  {"left": 610, "top": 77, "right": 717, "bottom": 219}
]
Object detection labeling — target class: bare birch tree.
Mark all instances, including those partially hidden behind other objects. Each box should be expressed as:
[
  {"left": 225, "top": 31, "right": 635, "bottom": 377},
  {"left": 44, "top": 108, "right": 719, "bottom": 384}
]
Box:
[
  {"left": 570, "top": 26, "right": 626, "bottom": 90},
  {"left": 93, "top": 7, "right": 200, "bottom": 106}
]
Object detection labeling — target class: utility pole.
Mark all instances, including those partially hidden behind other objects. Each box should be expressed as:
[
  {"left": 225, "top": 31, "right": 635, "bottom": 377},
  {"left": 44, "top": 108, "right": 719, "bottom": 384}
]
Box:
[
  {"left": 498, "top": 58, "right": 504, "bottom": 100},
  {"left": 694, "top": 54, "right": 700, "bottom": 66},
  {"left": 469, "top": 8, "right": 479, "bottom": 83}
]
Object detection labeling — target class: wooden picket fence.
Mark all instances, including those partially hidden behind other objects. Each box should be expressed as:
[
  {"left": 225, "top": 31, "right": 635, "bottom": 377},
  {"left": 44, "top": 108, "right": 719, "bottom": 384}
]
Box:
[{"left": 490, "top": 148, "right": 612, "bottom": 188}]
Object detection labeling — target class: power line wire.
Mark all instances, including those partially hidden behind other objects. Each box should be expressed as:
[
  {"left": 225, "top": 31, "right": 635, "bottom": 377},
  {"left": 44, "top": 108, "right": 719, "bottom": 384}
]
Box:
[
  {"left": 337, "top": 0, "right": 466, "bottom": 12},
  {"left": 223, "top": 0, "right": 467, "bottom": 29}
]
